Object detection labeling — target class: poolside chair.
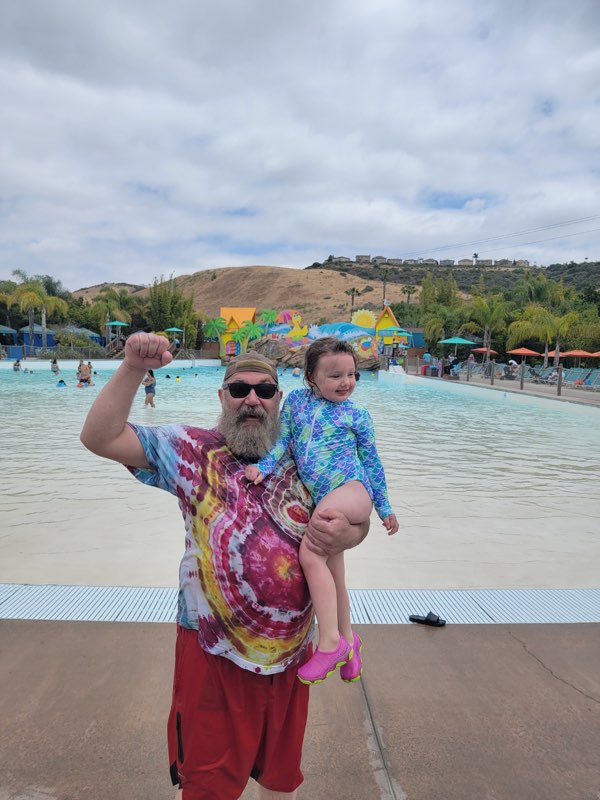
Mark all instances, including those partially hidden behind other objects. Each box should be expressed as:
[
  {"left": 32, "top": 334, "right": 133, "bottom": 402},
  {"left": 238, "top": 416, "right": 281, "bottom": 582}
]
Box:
[
  {"left": 499, "top": 365, "right": 516, "bottom": 380},
  {"left": 528, "top": 367, "right": 548, "bottom": 384}
]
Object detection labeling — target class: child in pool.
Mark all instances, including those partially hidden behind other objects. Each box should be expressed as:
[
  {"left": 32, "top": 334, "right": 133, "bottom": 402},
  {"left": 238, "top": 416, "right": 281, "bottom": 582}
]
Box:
[{"left": 245, "top": 337, "right": 398, "bottom": 684}]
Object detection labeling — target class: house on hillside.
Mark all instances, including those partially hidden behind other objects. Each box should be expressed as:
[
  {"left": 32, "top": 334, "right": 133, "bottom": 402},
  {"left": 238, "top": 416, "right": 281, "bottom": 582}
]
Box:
[{"left": 220, "top": 307, "right": 256, "bottom": 357}]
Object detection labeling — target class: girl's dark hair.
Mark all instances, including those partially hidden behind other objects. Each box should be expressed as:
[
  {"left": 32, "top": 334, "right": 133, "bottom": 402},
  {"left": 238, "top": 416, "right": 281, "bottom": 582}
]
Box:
[
  {"left": 304, "top": 337, "right": 358, "bottom": 386},
  {"left": 147, "top": 369, "right": 154, "bottom": 377}
]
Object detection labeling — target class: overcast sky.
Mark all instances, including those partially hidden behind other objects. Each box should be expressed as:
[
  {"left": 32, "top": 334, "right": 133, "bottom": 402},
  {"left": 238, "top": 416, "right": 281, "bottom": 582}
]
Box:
[{"left": 1, "top": 0, "right": 599, "bottom": 291}]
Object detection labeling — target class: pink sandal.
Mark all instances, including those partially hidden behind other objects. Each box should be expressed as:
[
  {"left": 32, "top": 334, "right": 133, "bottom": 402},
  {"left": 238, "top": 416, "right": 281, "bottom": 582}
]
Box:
[
  {"left": 297, "top": 635, "right": 352, "bottom": 684},
  {"left": 340, "top": 632, "right": 363, "bottom": 682}
]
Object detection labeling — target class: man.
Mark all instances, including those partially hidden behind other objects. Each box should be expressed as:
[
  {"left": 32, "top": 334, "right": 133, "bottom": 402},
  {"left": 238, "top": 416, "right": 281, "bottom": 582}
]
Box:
[{"left": 80, "top": 333, "right": 368, "bottom": 799}]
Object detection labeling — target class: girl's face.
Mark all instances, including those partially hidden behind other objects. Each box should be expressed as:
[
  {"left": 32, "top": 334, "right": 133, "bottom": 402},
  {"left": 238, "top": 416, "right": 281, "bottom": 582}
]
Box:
[{"left": 309, "top": 352, "right": 357, "bottom": 403}]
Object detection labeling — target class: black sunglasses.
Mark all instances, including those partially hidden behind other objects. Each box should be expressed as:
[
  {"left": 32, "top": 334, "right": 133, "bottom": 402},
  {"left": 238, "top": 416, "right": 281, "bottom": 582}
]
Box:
[{"left": 223, "top": 381, "right": 279, "bottom": 399}]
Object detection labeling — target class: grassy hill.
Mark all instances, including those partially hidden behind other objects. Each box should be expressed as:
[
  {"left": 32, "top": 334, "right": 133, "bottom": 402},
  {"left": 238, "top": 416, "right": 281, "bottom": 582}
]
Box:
[
  {"left": 77, "top": 266, "right": 414, "bottom": 324},
  {"left": 73, "top": 260, "right": 599, "bottom": 325}
]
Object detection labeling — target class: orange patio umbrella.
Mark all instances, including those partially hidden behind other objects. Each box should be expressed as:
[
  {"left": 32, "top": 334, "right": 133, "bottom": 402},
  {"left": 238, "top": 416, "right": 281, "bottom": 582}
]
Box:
[
  {"left": 507, "top": 347, "right": 542, "bottom": 362},
  {"left": 471, "top": 347, "right": 498, "bottom": 355},
  {"left": 560, "top": 349, "right": 594, "bottom": 368},
  {"left": 560, "top": 349, "right": 594, "bottom": 357}
]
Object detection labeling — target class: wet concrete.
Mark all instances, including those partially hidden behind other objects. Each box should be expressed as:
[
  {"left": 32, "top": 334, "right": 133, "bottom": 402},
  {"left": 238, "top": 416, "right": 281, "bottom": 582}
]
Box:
[{"left": 1, "top": 620, "right": 599, "bottom": 800}]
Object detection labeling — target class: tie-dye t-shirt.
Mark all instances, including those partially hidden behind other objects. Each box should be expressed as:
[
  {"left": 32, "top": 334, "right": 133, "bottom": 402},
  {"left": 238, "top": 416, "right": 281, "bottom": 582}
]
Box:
[{"left": 127, "top": 423, "right": 314, "bottom": 675}]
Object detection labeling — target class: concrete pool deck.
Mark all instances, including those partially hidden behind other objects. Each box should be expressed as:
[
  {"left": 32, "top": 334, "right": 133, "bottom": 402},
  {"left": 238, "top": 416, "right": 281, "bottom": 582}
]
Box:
[
  {"left": 415, "top": 371, "right": 600, "bottom": 407},
  {"left": 1, "top": 619, "right": 598, "bottom": 800}
]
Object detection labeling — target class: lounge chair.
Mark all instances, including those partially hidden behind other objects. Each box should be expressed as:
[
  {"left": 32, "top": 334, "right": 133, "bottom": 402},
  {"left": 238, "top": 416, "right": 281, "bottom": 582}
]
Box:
[{"left": 528, "top": 367, "right": 548, "bottom": 384}]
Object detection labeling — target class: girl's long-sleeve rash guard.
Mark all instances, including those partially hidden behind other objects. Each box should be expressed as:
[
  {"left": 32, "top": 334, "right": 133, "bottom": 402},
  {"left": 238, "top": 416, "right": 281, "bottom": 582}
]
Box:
[{"left": 255, "top": 388, "right": 393, "bottom": 519}]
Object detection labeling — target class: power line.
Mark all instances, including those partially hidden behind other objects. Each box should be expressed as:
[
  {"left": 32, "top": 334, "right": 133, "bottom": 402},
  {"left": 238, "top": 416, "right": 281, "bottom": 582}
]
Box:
[
  {"left": 401, "top": 213, "right": 600, "bottom": 257},
  {"left": 475, "top": 226, "right": 600, "bottom": 255}
]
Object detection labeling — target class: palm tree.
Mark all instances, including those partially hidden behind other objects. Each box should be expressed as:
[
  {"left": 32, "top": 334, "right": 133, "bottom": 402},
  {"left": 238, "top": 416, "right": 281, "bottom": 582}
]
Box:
[
  {"left": 508, "top": 305, "right": 582, "bottom": 367},
  {"left": 204, "top": 317, "right": 228, "bottom": 357},
  {"left": 345, "top": 287, "right": 362, "bottom": 318},
  {"left": 422, "top": 304, "right": 465, "bottom": 350},
  {"left": 258, "top": 309, "right": 278, "bottom": 335},
  {"left": 404, "top": 284, "right": 417, "bottom": 304},
  {"left": 462, "top": 296, "right": 508, "bottom": 362},
  {"left": 230, "top": 327, "right": 248, "bottom": 354},
  {"left": 473, "top": 252, "right": 479, "bottom": 263},
  {"left": 240, "top": 320, "right": 264, "bottom": 348},
  {"left": 204, "top": 317, "right": 227, "bottom": 340}
]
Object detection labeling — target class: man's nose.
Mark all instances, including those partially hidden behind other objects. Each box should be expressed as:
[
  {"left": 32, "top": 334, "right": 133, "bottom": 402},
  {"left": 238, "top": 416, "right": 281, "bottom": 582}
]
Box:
[{"left": 243, "top": 388, "right": 261, "bottom": 405}]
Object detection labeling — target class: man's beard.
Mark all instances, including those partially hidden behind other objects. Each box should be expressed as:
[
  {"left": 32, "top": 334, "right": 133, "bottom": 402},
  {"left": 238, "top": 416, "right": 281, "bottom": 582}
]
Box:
[{"left": 218, "top": 404, "right": 280, "bottom": 460}]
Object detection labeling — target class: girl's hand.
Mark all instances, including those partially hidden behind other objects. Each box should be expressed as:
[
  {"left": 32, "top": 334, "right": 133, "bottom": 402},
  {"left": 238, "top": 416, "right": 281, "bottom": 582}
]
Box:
[
  {"left": 124, "top": 333, "right": 173, "bottom": 370},
  {"left": 383, "top": 514, "right": 399, "bottom": 535},
  {"left": 244, "top": 465, "right": 264, "bottom": 484}
]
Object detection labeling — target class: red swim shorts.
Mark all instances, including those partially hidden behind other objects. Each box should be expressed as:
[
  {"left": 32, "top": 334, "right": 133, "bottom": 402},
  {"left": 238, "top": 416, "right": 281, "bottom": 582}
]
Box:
[{"left": 168, "top": 625, "right": 310, "bottom": 799}]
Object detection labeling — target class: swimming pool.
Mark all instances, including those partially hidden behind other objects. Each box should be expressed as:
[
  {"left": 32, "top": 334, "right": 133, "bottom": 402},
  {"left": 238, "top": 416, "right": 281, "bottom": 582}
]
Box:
[{"left": 1, "top": 362, "right": 599, "bottom": 591}]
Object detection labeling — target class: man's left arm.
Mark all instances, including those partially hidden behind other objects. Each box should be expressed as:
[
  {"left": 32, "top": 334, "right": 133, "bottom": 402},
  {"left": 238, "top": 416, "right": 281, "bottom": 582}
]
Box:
[{"left": 303, "top": 508, "right": 369, "bottom": 557}]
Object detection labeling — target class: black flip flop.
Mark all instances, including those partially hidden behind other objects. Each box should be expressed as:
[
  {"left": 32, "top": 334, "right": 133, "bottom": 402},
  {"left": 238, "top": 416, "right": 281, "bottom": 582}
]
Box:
[{"left": 409, "top": 611, "right": 446, "bottom": 627}]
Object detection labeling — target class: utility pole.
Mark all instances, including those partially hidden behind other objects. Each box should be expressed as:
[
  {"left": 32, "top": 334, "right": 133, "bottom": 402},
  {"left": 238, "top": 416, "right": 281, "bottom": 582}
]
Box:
[{"left": 382, "top": 268, "right": 390, "bottom": 308}]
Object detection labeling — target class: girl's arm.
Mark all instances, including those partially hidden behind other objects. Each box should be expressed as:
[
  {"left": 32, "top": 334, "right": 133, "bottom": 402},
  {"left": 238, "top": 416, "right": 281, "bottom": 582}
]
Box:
[
  {"left": 253, "top": 394, "right": 294, "bottom": 477},
  {"left": 354, "top": 409, "right": 394, "bottom": 519}
]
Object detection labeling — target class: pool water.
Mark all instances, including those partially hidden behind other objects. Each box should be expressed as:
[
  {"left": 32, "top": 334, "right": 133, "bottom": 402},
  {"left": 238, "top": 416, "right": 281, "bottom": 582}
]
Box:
[{"left": 1, "top": 364, "right": 599, "bottom": 590}]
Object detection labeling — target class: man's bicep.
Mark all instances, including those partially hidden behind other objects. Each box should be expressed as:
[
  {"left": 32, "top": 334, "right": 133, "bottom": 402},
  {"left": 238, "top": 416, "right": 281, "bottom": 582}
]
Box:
[{"left": 99, "top": 424, "right": 149, "bottom": 468}]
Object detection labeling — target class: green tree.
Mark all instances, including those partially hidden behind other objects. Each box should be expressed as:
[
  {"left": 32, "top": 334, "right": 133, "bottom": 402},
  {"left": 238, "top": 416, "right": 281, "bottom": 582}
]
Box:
[
  {"left": 462, "top": 296, "right": 508, "bottom": 360},
  {"left": 507, "top": 305, "right": 582, "bottom": 367},
  {"left": 258, "top": 309, "right": 278, "bottom": 335},
  {"left": 12, "top": 271, "right": 68, "bottom": 353},
  {"left": 240, "top": 320, "right": 264, "bottom": 348},
  {"left": 403, "top": 284, "right": 417, "bottom": 304},
  {"left": 204, "top": 317, "right": 227, "bottom": 340},
  {"left": 345, "top": 287, "right": 362, "bottom": 318},
  {"left": 230, "top": 326, "right": 248, "bottom": 353},
  {"left": 419, "top": 272, "right": 437, "bottom": 316}
]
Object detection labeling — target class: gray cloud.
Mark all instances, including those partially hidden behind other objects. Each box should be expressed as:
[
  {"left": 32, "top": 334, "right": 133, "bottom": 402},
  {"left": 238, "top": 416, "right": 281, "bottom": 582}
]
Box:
[{"left": 1, "top": 0, "right": 599, "bottom": 290}]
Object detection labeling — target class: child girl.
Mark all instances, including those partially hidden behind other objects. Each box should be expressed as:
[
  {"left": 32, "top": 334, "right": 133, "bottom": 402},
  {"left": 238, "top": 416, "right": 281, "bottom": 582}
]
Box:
[{"left": 245, "top": 337, "right": 398, "bottom": 685}]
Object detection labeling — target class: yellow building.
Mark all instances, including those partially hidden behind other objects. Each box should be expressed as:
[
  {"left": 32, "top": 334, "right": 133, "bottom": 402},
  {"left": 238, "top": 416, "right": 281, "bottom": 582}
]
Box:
[
  {"left": 220, "top": 307, "right": 256, "bottom": 356},
  {"left": 374, "top": 306, "right": 411, "bottom": 348}
]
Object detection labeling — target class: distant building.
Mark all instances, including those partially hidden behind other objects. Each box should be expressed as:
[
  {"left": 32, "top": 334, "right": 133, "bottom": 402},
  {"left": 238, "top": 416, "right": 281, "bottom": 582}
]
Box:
[
  {"left": 515, "top": 259, "right": 530, "bottom": 267},
  {"left": 372, "top": 256, "right": 388, "bottom": 264},
  {"left": 439, "top": 259, "right": 455, "bottom": 266},
  {"left": 333, "top": 256, "right": 352, "bottom": 263},
  {"left": 421, "top": 258, "right": 439, "bottom": 266},
  {"left": 387, "top": 258, "right": 403, "bottom": 266},
  {"left": 494, "top": 259, "right": 512, "bottom": 267},
  {"left": 457, "top": 258, "right": 474, "bottom": 266},
  {"left": 403, "top": 259, "right": 418, "bottom": 265},
  {"left": 476, "top": 259, "right": 493, "bottom": 266},
  {"left": 355, "top": 255, "right": 371, "bottom": 263}
]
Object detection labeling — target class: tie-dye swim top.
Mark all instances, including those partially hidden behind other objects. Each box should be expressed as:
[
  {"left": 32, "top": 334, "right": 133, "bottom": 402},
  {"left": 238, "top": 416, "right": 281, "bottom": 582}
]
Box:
[{"left": 127, "top": 423, "right": 314, "bottom": 675}]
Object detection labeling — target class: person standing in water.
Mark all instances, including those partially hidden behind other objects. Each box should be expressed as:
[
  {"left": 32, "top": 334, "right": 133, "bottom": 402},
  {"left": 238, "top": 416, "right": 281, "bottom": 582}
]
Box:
[{"left": 142, "top": 369, "right": 156, "bottom": 407}]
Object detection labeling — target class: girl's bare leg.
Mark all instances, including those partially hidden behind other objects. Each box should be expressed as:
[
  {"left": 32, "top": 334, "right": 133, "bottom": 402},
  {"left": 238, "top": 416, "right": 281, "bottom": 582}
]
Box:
[
  {"left": 328, "top": 551, "right": 353, "bottom": 645},
  {"left": 300, "top": 481, "right": 371, "bottom": 652}
]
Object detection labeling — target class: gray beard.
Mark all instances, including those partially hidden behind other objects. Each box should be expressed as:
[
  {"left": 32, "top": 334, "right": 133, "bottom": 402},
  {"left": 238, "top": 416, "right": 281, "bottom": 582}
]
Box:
[{"left": 217, "top": 405, "right": 280, "bottom": 461}]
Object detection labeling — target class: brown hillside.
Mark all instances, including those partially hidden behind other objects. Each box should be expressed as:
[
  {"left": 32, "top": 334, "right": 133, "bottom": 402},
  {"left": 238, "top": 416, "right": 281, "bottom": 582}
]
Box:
[
  {"left": 72, "top": 282, "right": 143, "bottom": 301},
  {"left": 172, "top": 266, "right": 413, "bottom": 323},
  {"left": 74, "top": 266, "right": 416, "bottom": 324}
]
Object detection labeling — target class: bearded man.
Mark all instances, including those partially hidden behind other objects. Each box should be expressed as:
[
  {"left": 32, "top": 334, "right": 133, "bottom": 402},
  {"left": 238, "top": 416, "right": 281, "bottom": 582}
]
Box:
[{"left": 80, "top": 333, "right": 368, "bottom": 800}]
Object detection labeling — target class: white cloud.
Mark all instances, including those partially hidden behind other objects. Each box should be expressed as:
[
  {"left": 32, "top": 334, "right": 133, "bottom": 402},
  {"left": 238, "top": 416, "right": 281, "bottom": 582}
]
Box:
[{"left": 0, "top": 0, "right": 599, "bottom": 290}]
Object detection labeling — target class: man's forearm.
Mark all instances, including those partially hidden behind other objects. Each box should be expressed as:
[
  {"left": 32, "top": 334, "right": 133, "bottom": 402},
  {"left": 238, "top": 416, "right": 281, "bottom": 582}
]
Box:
[{"left": 80, "top": 361, "right": 145, "bottom": 458}]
